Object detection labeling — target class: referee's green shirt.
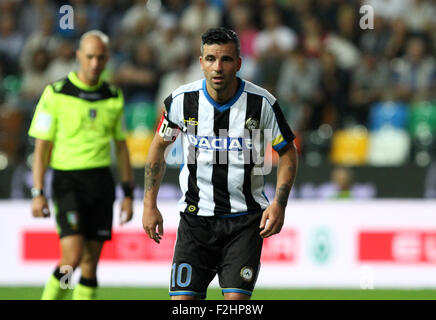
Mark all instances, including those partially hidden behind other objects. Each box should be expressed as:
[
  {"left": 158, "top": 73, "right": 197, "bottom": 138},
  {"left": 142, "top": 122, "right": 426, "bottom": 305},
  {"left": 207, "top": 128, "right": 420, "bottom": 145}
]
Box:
[{"left": 28, "top": 72, "right": 127, "bottom": 170}]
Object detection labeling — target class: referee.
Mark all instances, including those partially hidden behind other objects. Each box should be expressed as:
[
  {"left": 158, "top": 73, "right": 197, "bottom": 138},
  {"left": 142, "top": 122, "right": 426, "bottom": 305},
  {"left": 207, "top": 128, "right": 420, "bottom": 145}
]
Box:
[
  {"left": 142, "top": 28, "right": 298, "bottom": 300},
  {"left": 29, "top": 30, "right": 134, "bottom": 300}
]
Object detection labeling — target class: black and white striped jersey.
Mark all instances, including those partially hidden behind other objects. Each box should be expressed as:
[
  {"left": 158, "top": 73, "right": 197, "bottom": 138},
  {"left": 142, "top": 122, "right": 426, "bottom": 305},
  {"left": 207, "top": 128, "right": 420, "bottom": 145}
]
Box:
[{"left": 163, "top": 78, "right": 295, "bottom": 217}]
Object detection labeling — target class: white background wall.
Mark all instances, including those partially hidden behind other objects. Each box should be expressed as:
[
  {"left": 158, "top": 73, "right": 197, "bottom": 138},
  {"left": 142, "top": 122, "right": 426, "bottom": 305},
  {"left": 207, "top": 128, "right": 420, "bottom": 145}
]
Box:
[{"left": 1, "top": 200, "right": 436, "bottom": 288}]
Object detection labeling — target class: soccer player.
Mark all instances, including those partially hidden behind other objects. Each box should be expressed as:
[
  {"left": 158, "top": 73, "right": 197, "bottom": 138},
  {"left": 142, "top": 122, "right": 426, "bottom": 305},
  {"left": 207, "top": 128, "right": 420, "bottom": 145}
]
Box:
[
  {"left": 142, "top": 27, "right": 298, "bottom": 300},
  {"left": 28, "top": 30, "right": 134, "bottom": 300}
]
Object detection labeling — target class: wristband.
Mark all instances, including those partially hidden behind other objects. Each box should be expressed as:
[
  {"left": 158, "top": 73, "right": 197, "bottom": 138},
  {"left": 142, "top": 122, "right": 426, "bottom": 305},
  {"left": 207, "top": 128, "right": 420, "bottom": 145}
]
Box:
[
  {"left": 122, "top": 182, "right": 134, "bottom": 198},
  {"left": 31, "top": 187, "right": 44, "bottom": 198}
]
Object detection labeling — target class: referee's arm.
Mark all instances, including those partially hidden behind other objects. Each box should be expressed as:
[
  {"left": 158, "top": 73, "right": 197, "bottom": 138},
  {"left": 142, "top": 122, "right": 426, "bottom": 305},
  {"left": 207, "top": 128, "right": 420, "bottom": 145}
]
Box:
[
  {"left": 31, "top": 138, "right": 52, "bottom": 218},
  {"left": 115, "top": 139, "right": 134, "bottom": 225},
  {"left": 259, "top": 141, "right": 298, "bottom": 238},
  {"left": 142, "top": 116, "right": 177, "bottom": 243}
]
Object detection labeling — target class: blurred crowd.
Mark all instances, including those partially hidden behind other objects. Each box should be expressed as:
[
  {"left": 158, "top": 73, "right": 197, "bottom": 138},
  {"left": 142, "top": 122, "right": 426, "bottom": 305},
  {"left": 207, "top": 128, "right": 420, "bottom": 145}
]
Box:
[{"left": 0, "top": 0, "right": 436, "bottom": 168}]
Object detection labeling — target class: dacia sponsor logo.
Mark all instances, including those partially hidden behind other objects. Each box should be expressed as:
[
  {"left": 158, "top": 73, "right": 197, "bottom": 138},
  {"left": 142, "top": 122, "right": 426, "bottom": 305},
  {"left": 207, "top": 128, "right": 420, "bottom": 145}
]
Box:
[{"left": 187, "top": 134, "right": 253, "bottom": 151}]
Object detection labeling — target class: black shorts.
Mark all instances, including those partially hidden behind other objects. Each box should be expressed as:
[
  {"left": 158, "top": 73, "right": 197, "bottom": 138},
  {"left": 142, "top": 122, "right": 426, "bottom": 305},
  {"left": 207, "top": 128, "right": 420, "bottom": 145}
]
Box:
[
  {"left": 170, "top": 212, "right": 264, "bottom": 299},
  {"left": 52, "top": 167, "right": 115, "bottom": 242}
]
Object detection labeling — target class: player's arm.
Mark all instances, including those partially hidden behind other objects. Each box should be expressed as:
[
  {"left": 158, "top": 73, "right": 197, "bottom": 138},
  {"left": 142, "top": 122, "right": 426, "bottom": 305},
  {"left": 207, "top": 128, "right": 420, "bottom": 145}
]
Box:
[
  {"left": 142, "top": 111, "right": 179, "bottom": 243},
  {"left": 260, "top": 141, "right": 298, "bottom": 238},
  {"left": 115, "top": 139, "right": 134, "bottom": 225},
  {"left": 31, "top": 138, "right": 52, "bottom": 218}
]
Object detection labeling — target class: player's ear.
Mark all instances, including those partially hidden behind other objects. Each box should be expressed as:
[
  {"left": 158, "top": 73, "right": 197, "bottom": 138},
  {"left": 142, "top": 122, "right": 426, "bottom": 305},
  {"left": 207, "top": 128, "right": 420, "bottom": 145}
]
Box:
[
  {"left": 237, "top": 56, "right": 242, "bottom": 72},
  {"left": 199, "top": 55, "right": 204, "bottom": 71}
]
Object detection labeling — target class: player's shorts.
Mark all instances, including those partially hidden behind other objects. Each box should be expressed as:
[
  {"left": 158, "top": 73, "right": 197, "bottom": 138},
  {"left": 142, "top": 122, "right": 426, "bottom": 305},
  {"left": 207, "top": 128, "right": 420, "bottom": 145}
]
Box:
[
  {"left": 52, "top": 167, "right": 115, "bottom": 242},
  {"left": 170, "top": 211, "right": 264, "bottom": 299}
]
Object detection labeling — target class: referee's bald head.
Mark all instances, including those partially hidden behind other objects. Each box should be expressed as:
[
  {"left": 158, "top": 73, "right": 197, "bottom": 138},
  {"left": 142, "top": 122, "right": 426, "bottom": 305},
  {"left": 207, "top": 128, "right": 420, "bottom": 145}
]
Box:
[
  {"left": 79, "top": 30, "right": 109, "bottom": 52},
  {"left": 76, "top": 30, "right": 110, "bottom": 85}
]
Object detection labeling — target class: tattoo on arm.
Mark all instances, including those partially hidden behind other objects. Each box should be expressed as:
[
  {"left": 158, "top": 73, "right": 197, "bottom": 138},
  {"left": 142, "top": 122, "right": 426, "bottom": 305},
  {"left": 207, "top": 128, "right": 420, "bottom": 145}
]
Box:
[
  {"left": 144, "top": 162, "right": 165, "bottom": 194},
  {"left": 276, "top": 184, "right": 291, "bottom": 208},
  {"left": 275, "top": 148, "right": 298, "bottom": 208}
]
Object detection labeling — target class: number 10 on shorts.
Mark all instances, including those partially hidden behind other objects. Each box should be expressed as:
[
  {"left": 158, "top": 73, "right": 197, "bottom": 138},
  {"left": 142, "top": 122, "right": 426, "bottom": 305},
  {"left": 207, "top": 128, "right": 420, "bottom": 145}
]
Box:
[{"left": 171, "top": 263, "right": 192, "bottom": 288}]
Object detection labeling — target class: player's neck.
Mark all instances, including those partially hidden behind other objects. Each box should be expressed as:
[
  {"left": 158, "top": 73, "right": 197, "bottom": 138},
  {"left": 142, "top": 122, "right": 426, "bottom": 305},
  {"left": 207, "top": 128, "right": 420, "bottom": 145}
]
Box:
[{"left": 207, "top": 78, "right": 240, "bottom": 104}]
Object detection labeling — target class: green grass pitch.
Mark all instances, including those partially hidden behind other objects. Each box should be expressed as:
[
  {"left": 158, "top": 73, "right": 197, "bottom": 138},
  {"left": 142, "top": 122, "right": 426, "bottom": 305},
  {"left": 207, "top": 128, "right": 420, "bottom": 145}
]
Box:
[{"left": 1, "top": 287, "right": 435, "bottom": 300}]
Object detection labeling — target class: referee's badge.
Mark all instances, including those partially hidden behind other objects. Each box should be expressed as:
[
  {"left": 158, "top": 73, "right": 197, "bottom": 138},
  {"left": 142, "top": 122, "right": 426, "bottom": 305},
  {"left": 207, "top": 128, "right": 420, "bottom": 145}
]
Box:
[
  {"left": 245, "top": 118, "right": 259, "bottom": 131},
  {"left": 89, "top": 108, "right": 97, "bottom": 119},
  {"left": 240, "top": 266, "right": 254, "bottom": 282}
]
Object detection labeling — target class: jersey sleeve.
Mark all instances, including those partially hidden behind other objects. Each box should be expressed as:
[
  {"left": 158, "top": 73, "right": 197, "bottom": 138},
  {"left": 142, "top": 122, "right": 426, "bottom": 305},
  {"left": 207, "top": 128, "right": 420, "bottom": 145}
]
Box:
[
  {"left": 113, "top": 88, "right": 127, "bottom": 141},
  {"left": 263, "top": 100, "right": 295, "bottom": 151},
  {"left": 28, "top": 85, "right": 57, "bottom": 141},
  {"left": 163, "top": 93, "right": 184, "bottom": 129}
]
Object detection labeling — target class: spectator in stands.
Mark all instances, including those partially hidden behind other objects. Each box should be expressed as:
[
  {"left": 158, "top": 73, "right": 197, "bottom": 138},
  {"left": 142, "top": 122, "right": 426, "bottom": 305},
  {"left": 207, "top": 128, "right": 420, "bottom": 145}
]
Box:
[
  {"left": 335, "top": 3, "right": 361, "bottom": 46},
  {"left": 384, "top": 18, "right": 409, "bottom": 59},
  {"left": 18, "top": 0, "right": 56, "bottom": 36},
  {"left": 148, "top": 15, "right": 191, "bottom": 74},
  {"left": 313, "top": 0, "right": 340, "bottom": 33},
  {"left": 392, "top": 37, "right": 436, "bottom": 101},
  {"left": 20, "top": 14, "right": 61, "bottom": 72},
  {"left": 277, "top": 49, "right": 322, "bottom": 132},
  {"left": 299, "top": 14, "right": 326, "bottom": 59},
  {"left": 155, "top": 52, "right": 198, "bottom": 109},
  {"left": 330, "top": 167, "right": 353, "bottom": 199},
  {"left": 0, "top": 13, "right": 24, "bottom": 75},
  {"left": 120, "top": 0, "right": 161, "bottom": 34},
  {"left": 280, "top": 0, "right": 312, "bottom": 34},
  {"left": 19, "top": 47, "right": 52, "bottom": 110},
  {"left": 364, "top": 0, "right": 409, "bottom": 21},
  {"left": 161, "top": 0, "right": 188, "bottom": 19},
  {"left": 113, "top": 40, "right": 160, "bottom": 103},
  {"left": 180, "top": 0, "right": 222, "bottom": 36},
  {"left": 349, "top": 52, "right": 392, "bottom": 125},
  {"left": 0, "top": 64, "right": 5, "bottom": 104},
  {"left": 253, "top": 7, "right": 297, "bottom": 95},
  {"left": 227, "top": 5, "right": 258, "bottom": 80},
  {"left": 319, "top": 50, "right": 351, "bottom": 129},
  {"left": 90, "top": 0, "right": 124, "bottom": 37},
  {"left": 404, "top": 0, "right": 436, "bottom": 33},
  {"left": 47, "top": 40, "right": 77, "bottom": 82},
  {"left": 359, "top": 15, "right": 392, "bottom": 59},
  {"left": 324, "top": 9, "right": 361, "bottom": 71}
]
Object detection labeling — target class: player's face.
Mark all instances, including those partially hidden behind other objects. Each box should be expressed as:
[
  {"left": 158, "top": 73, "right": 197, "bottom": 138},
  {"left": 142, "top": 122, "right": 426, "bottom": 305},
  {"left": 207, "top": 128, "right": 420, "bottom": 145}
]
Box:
[
  {"left": 200, "top": 42, "right": 241, "bottom": 101},
  {"left": 76, "top": 36, "right": 108, "bottom": 85}
]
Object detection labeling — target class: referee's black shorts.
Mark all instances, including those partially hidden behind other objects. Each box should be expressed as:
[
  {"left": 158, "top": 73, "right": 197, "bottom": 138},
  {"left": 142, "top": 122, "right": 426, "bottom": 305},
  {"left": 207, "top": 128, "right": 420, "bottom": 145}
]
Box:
[
  {"left": 170, "top": 211, "right": 264, "bottom": 299},
  {"left": 52, "top": 167, "right": 115, "bottom": 242}
]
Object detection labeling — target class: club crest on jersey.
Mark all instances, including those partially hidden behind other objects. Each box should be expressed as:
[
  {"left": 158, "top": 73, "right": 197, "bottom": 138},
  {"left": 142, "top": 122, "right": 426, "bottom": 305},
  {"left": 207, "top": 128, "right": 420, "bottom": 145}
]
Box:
[
  {"left": 240, "top": 266, "right": 254, "bottom": 282},
  {"left": 245, "top": 118, "right": 259, "bottom": 131},
  {"left": 89, "top": 109, "right": 97, "bottom": 119}
]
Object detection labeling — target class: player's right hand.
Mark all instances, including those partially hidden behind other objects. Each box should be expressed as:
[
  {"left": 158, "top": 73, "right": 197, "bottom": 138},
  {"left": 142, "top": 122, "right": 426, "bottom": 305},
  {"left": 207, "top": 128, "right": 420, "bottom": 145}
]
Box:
[
  {"left": 142, "top": 206, "right": 164, "bottom": 244},
  {"left": 32, "top": 196, "right": 50, "bottom": 218}
]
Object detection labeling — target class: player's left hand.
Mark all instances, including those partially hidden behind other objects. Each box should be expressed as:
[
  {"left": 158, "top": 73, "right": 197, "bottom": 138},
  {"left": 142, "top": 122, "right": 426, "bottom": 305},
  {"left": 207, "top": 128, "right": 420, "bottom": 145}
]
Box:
[
  {"left": 259, "top": 202, "right": 285, "bottom": 238},
  {"left": 120, "top": 197, "right": 133, "bottom": 225}
]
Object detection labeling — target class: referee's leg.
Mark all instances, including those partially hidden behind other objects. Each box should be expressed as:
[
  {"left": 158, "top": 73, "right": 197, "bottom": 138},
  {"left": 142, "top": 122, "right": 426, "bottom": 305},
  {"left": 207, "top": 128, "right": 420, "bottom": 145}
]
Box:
[
  {"left": 72, "top": 240, "right": 104, "bottom": 300},
  {"left": 59, "top": 235, "right": 85, "bottom": 269},
  {"left": 41, "top": 235, "right": 84, "bottom": 300}
]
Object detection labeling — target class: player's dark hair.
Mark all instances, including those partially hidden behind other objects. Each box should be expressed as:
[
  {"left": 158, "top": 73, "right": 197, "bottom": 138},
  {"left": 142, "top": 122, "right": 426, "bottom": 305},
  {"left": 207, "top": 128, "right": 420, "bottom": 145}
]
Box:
[{"left": 200, "top": 27, "right": 240, "bottom": 57}]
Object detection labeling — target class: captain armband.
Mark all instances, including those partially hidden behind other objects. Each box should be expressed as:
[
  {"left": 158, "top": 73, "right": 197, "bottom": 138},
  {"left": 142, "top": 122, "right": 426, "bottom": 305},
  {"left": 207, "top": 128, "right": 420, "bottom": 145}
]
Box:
[{"left": 157, "top": 113, "right": 180, "bottom": 142}]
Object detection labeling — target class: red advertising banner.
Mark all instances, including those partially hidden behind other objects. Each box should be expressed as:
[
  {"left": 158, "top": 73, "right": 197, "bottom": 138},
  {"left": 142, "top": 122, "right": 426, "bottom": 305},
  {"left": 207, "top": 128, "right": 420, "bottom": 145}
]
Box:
[
  {"left": 22, "top": 229, "right": 298, "bottom": 263},
  {"left": 359, "top": 231, "right": 436, "bottom": 263}
]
